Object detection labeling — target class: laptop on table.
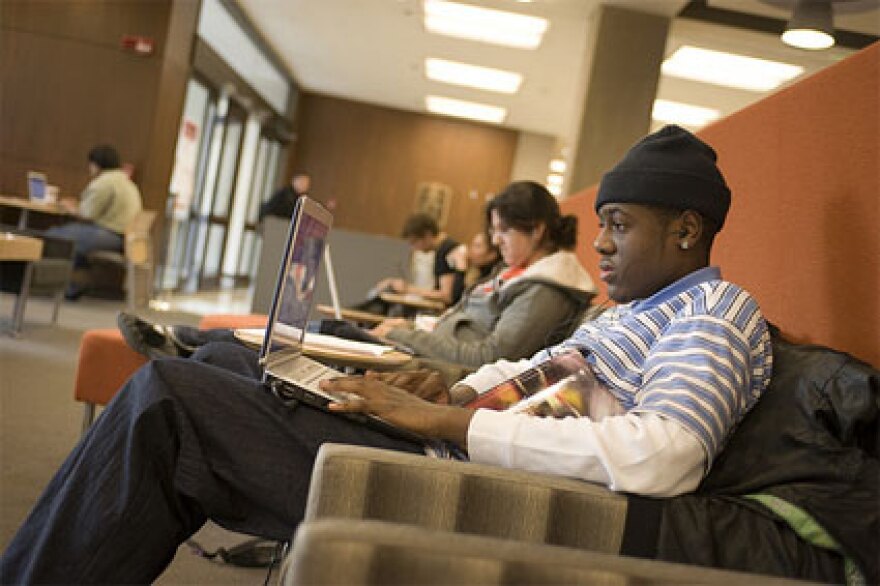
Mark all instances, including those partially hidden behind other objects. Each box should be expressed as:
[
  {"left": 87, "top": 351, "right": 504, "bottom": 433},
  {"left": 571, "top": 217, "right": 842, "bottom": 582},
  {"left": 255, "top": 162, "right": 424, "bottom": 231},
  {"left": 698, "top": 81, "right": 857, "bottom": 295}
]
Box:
[{"left": 258, "top": 196, "right": 424, "bottom": 443}]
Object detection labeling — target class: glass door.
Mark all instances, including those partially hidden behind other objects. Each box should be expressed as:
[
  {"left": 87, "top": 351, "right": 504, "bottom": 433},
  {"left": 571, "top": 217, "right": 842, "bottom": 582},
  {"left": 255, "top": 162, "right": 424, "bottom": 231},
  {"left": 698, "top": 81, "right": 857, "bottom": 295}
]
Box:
[
  {"left": 164, "top": 82, "right": 288, "bottom": 294},
  {"left": 161, "top": 78, "right": 214, "bottom": 292},
  {"left": 239, "top": 135, "right": 282, "bottom": 282},
  {"left": 203, "top": 99, "right": 246, "bottom": 288}
]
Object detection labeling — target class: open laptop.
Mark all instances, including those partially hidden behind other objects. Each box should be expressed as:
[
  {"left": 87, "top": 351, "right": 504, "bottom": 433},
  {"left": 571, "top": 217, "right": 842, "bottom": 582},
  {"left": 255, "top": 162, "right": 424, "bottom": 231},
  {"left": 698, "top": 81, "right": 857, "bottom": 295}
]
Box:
[
  {"left": 258, "top": 196, "right": 424, "bottom": 443},
  {"left": 27, "top": 171, "right": 47, "bottom": 202}
]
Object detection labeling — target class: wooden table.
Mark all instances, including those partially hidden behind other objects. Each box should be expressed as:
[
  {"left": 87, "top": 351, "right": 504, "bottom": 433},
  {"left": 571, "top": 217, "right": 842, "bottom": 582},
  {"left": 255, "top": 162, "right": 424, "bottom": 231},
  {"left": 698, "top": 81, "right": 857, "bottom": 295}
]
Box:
[
  {"left": 0, "top": 232, "right": 44, "bottom": 334},
  {"left": 379, "top": 292, "right": 445, "bottom": 313},
  {"left": 233, "top": 328, "right": 412, "bottom": 371},
  {"left": 303, "top": 343, "right": 411, "bottom": 370},
  {"left": 316, "top": 304, "right": 387, "bottom": 326},
  {"left": 0, "top": 194, "right": 70, "bottom": 229}
]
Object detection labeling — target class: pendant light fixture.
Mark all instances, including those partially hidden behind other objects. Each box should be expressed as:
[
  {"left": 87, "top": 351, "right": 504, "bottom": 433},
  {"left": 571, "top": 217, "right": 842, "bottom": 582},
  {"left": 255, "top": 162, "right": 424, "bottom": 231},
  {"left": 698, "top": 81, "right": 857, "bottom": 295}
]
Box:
[{"left": 782, "top": 0, "right": 836, "bottom": 50}]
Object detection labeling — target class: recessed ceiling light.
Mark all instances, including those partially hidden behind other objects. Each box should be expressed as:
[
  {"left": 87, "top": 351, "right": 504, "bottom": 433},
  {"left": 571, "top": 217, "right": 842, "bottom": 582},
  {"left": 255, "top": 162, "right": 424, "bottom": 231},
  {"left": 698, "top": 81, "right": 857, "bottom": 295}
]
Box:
[
  {"left": 425, "top": 58, "right": 523, "bottom": 94},
  {"left": 426, "top": 95, "right": 507, "bottom": 124},
  {"left": 423, "top": 0, "right": 549, "bottom": 50},
  {"left": 652, "top": 99, "right": 720, "bottom": 129},
  {"left": 662, "top": 46, "right": 804, "bottom": 92}
]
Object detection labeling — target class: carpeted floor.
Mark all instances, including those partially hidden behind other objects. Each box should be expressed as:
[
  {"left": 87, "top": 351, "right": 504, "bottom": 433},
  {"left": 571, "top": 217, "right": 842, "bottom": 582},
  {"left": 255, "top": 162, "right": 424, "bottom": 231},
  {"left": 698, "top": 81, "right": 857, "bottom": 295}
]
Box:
[{"left": 0, "top": 294, "right": 269, "bottom": 584}]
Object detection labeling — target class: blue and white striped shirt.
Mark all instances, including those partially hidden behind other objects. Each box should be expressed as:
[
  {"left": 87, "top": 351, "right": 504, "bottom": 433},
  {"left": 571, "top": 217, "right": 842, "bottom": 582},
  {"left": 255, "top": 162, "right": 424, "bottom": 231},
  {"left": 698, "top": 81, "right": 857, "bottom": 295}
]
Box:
[{"left": 549, "top": 266, "right": 773, "bottom": 460}]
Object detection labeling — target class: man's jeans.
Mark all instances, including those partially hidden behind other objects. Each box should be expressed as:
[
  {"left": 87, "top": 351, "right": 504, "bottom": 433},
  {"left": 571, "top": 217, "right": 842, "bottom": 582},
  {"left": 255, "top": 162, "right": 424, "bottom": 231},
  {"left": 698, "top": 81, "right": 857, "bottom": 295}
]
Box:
[
  {"left": 0, "top": 343, "right": 423, "bottom": 583},
  {"left": 46, "top": 221, "right": 123, "bottom": 268}
]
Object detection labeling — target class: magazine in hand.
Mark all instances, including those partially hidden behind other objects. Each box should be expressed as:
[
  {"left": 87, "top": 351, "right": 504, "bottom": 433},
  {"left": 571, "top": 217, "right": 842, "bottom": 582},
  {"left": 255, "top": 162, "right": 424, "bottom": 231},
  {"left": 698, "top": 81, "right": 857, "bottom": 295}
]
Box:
[{"left": 466, "top": 349, "right": 623, "bottom": 420}]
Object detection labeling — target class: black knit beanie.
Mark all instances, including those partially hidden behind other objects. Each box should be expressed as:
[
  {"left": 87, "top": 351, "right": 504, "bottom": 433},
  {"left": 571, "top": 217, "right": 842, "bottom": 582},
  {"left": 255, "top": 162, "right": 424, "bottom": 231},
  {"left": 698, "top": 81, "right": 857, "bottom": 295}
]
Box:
[{"left": 595, "top": 125, "right": 731, "bottom": 229}]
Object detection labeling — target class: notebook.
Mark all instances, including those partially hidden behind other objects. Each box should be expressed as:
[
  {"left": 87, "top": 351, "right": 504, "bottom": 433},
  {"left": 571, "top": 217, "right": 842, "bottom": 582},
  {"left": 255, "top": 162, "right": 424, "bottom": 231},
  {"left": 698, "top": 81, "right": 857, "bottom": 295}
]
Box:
[{"left": 257, "top": 196, "right": 424, "bottom": 443}]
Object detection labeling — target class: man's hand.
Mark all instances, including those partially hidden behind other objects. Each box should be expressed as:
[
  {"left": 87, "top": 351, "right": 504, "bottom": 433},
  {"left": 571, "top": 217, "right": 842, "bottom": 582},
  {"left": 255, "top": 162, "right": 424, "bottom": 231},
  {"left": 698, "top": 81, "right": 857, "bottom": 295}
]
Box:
[
  {"left": 59, "top": 197, "right": 79, "bottom": 213},
  {"left": 367, "top": 369, "right": 449, "bottom": 404},
  {"left": 321, "top": 373, "right": 473, "bottom": 446}
]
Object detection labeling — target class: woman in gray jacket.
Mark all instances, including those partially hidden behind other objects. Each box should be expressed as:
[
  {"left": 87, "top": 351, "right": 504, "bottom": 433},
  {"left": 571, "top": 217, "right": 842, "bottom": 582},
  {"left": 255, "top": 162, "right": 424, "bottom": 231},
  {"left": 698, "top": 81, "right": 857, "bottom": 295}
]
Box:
[{"left": 373, "top": 181, "right": 596, "bottom": 369}]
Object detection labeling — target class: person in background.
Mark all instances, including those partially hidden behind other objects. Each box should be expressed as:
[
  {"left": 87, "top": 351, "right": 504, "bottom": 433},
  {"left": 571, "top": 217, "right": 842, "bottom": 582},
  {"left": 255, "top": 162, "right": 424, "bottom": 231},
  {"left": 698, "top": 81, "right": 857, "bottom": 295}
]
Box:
[
  {"left": 48, "top": 144, "right": 143, "bottom": 299},
  {"left": 370, "top": 213, "right": 464, "bottom": 307},
  {"left": 457, "top": 230, "right": 503, "bottom": 290},
  {"left": 371, "top": 181, "right": 596, "bottom": 369},
  {"left": 259, "top": 172, "right": 311, "bottom": 221}
]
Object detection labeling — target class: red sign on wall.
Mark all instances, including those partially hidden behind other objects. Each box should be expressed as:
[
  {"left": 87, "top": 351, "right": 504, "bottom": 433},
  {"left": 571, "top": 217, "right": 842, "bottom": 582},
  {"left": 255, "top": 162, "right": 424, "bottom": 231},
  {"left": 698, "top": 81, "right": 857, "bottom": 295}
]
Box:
[{"left": 120, "top": 35, "right": 155, "bottom": 56}]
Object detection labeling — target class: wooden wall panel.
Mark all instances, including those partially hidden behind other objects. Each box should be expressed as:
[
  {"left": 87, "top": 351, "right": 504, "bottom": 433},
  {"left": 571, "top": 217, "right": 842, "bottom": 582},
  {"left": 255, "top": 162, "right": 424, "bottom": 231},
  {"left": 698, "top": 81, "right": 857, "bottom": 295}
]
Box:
[
  {"left": 0, "top": 0, "right": 194, "bottom": 218},
  {"left": 291, "top": 94, "right": 518, "bottom": 243},
  {"left": 1, "top": 28, "right": 162, "bottom": 197},
  {"left": 565, "top": 43, "right": 879, "bottom": 367}
]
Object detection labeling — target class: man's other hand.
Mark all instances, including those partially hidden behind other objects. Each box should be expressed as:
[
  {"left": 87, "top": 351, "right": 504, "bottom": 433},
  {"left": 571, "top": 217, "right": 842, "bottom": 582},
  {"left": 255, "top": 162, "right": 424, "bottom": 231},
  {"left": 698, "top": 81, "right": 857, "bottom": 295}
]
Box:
[{"left": 368, "top": 369, "right": 449, "bottom": 404}]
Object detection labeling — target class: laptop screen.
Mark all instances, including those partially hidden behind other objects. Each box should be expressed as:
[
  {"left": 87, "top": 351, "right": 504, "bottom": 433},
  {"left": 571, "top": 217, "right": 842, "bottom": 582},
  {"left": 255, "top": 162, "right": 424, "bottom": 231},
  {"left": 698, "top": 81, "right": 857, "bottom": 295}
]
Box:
[
  {"left": 27, "top": 172, "right": 47, "bottom": 201},
  {"left": 261, "top": 197, "right": 333, "bottom": 368}
]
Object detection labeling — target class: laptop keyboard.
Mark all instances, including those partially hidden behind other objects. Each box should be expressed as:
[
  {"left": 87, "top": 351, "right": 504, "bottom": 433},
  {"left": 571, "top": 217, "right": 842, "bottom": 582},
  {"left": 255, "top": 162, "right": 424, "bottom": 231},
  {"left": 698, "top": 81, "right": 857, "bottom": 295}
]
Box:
[{"left": 287, "top": 355, "right": 340, "bottom": 394}]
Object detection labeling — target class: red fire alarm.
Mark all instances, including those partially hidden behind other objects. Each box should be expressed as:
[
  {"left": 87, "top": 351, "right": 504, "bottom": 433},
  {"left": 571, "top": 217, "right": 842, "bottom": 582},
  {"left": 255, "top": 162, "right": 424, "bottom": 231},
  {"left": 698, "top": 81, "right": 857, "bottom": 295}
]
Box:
[{"left": 120, "top": 35, "right": 155, "bottom": 56}]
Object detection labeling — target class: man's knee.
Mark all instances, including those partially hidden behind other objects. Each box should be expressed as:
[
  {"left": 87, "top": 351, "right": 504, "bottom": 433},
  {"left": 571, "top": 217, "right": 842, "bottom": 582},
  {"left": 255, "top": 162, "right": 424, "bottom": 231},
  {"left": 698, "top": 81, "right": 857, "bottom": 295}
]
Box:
[{"left": 190, "top": 341, "right": 260, "bottom": 378}]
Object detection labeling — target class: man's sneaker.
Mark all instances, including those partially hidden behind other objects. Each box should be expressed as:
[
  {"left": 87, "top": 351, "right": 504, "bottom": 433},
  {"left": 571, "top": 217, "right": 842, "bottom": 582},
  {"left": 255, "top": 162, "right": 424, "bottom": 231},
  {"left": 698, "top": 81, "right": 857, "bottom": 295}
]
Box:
[{"left": 116, "top": 312, "right": 196, "bottom": 359}]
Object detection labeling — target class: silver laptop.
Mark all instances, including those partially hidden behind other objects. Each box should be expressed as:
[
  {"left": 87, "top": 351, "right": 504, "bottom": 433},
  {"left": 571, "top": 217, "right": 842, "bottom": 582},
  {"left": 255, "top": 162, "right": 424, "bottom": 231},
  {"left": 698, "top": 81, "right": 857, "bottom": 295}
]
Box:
[{"left": 260, "top": 196, "right": 423, "bottom": 443}]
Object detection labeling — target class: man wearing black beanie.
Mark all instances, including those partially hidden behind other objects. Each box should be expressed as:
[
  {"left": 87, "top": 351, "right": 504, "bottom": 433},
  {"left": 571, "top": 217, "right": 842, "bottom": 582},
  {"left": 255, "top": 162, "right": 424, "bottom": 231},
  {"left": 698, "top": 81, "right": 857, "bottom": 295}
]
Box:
[
  {"left": 3, "top": 127, "right": 789, "bottom": 583},
  {"left": 589, "top": 124, "right": 732, "bottom": 303}
]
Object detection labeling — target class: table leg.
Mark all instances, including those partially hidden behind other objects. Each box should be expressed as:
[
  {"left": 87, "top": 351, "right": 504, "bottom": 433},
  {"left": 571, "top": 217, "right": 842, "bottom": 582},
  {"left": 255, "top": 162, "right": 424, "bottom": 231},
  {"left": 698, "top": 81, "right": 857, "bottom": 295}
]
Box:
[
  {"left": 10, "top": 261, "right": 34, "bottom": 334},
  {"left": 17, "top": 209, "right": 29, "bottom": 230}
]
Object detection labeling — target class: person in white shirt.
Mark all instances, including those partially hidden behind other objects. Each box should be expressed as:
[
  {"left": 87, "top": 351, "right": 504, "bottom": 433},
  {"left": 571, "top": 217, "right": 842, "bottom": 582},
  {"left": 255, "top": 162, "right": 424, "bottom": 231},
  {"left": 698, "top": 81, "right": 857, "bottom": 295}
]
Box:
[{"left": 0, "top": 126, "right": 771, "bottom": 584}]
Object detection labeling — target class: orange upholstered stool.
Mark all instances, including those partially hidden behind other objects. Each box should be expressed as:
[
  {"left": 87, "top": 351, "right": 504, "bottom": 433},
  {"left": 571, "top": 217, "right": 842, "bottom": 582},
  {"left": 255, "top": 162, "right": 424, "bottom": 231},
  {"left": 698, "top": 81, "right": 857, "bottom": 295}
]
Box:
[
  {"left": 73, "top": 314, "right": 268, "bottom": 435},
  {"left": 73, "top": 329, "right": 148, "bottom": 434}
]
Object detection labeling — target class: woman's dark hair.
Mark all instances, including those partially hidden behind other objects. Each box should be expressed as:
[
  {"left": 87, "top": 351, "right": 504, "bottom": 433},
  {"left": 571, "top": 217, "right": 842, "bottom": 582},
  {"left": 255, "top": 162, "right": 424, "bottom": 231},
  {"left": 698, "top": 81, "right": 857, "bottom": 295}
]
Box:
[
  {"left": 87, "top": 145, "right": 121, "bottom": 170},
  {"left": 485, "top": 181, "right": 577, "bottom": 251}
]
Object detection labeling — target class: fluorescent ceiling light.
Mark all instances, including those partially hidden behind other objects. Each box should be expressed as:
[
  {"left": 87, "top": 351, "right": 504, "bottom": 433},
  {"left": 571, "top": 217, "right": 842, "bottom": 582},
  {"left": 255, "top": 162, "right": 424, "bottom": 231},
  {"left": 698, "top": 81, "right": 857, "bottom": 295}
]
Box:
[
  {"left": 426, "top": 95, "right": 507, "bottom": 124},
  {"left": 423, "top": 0, "right": 549, "bottom": 50},
  {"left": 549, "top": 159, "right": 566, "bottom": 173},
  {"left": 547, "top": 183, "right": 562, "bottom": 197},
  {"left": 546, "top": 173, "right": 564, "bottom": 186},
  {"left": 652, "top": 99, "right": 720, "bottom": 129},
  {"left": 425, "top": 58, "right": 523, "bottom": 94},
  {"left": 662, "top": 46, "right": 804, "bottom": 92}
]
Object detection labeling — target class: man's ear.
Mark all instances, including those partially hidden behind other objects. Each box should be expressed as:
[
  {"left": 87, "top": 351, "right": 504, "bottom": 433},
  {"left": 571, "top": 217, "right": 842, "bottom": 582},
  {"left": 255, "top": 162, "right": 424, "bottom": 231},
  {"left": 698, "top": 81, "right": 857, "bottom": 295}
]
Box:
[{"left": 677, "top": 210, "right": 703, "bottom": 250}]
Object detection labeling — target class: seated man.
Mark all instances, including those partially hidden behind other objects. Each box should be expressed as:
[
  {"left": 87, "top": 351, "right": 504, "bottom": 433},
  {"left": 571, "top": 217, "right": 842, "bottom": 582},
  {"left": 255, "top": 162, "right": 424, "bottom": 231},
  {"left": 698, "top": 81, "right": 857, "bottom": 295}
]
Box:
[
  {"left": 367, "top": 212, "right": 464, "bottom": 309},
  {"left": 46, "top": 144, "right": 143, "bottom": 299},
  {"left": 1, "top": 126, "right": 774, "bottom": 584}
]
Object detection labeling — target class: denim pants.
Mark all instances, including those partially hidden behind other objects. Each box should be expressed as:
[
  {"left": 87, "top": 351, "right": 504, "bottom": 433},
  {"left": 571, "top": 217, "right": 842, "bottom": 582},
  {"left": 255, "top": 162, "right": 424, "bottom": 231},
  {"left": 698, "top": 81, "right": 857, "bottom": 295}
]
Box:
[
  {"left": 0, "top": 343, "right": 423, "bottom": 584},
  {"left": 45, "top": 221, "right": 123, "bottom": 268}
]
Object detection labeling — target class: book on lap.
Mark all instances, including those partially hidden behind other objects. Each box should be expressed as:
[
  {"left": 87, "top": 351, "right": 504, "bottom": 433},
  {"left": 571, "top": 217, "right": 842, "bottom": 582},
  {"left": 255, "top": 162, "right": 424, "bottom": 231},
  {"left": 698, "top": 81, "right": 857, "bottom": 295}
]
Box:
[{"left": 466, "top": 349, "right": 623, "bottom": 420}]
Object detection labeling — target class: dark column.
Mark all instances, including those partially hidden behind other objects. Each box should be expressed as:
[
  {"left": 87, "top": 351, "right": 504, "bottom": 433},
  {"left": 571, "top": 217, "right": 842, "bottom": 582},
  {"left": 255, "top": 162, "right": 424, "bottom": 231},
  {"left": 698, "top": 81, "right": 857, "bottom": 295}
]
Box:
[{"left": 568, "top": 6, "right": 671, "bottom": 192}]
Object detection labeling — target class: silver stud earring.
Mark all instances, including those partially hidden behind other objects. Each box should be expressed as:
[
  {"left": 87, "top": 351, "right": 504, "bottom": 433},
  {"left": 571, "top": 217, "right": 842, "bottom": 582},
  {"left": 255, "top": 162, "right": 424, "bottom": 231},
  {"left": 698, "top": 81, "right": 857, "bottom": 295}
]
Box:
[{"left": 680, "top": 241, "right": 689, "bottom": 250}]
